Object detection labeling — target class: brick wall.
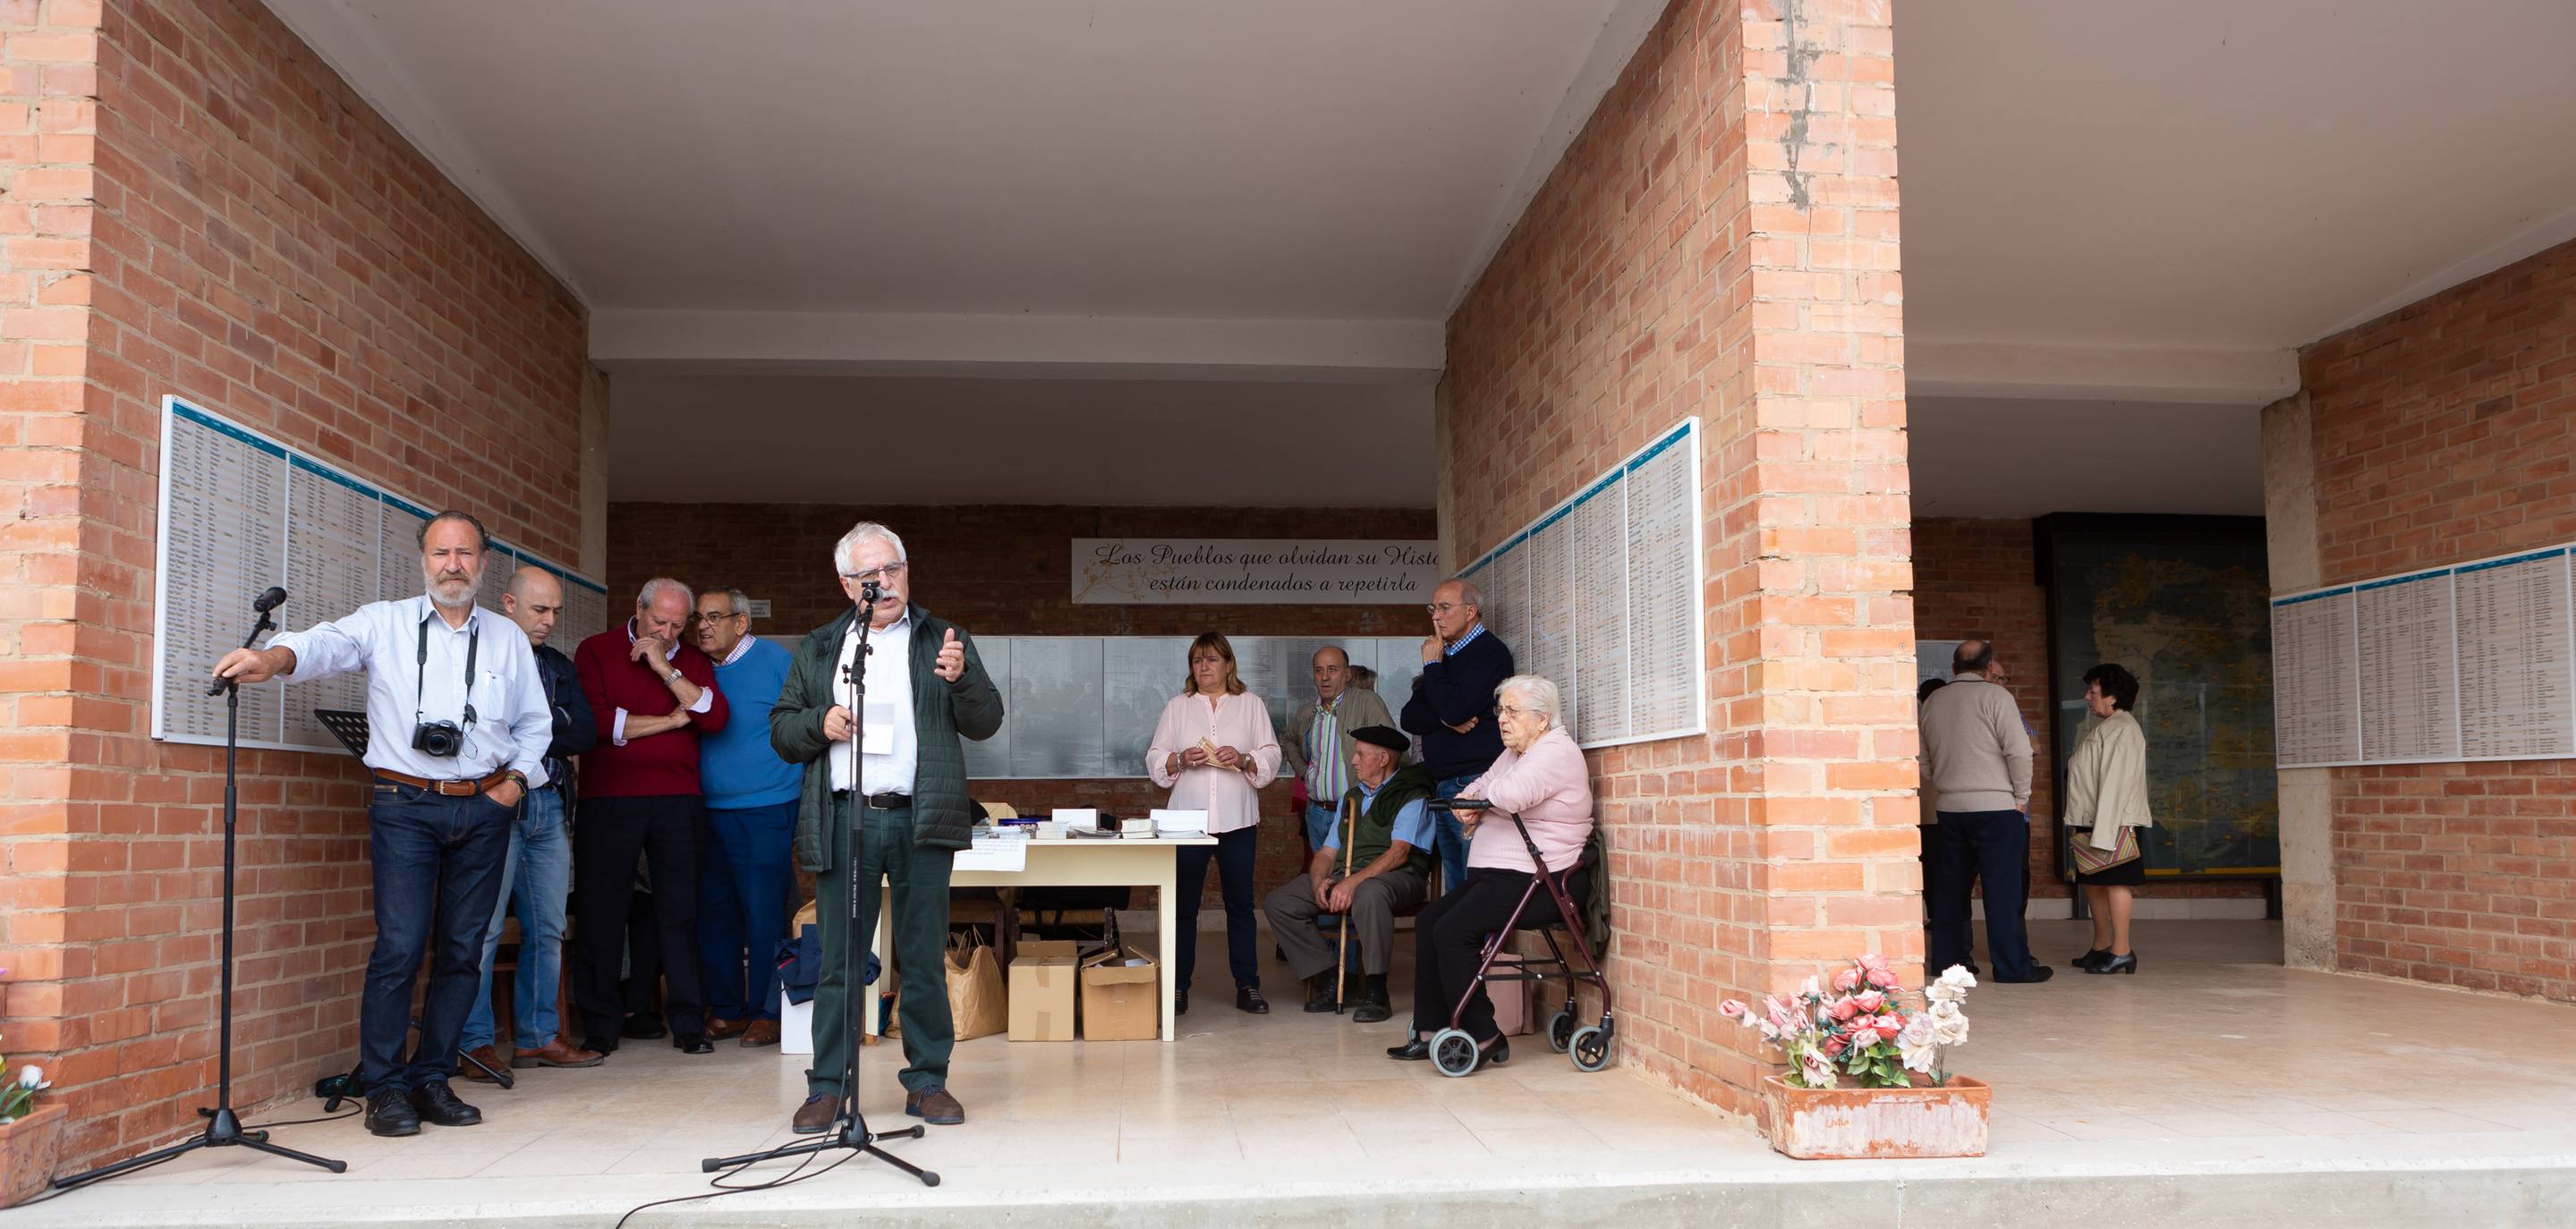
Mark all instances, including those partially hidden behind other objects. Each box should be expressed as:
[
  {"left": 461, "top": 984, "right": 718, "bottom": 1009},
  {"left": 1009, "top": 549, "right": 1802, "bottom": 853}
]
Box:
[
  {"left": 2300, "top": 236, "right": 2576, "bottom": 1003},
  {"left": 0, "top": 0, "right": 591, "bottom": 1169},
  {"left": 1443, "top": 0, "right": 1911, "bottom": 1115},
  {"left": 608, "top": 501, "right": 1438, "bottom": 905}
]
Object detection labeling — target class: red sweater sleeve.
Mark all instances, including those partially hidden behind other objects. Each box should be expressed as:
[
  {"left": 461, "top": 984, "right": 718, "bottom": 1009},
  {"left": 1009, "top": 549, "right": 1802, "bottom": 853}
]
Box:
[
  {"left": 574, "top": 633, "right": 611, "bottom": 730},
  {"left": 684, "top": 647, "right": 729, "bottom": 734}
]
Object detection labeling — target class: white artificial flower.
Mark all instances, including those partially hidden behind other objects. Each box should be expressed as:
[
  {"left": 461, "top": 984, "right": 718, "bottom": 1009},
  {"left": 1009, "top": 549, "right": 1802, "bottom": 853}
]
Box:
[
  {"left": 18, "top": 1064, "right": 43, "bottom": 1089},
  {"left": 1798, "top": 1049, "right": 1838, "bottom": 1089},
  {"left": 1936, "top": 965, "right": 1978, "bottom": 991},
  {"left": 1898, "top": 1028, "right": 1940, "bottom": 1074},
  {"left": 1926, "top": 1002, "right": 1970, "bottom": 1047},
  {"left": 1799, "top": 975, "right": 1823, "bottom": 1001},
  {"left": 1925, "top": 981, "right": 1962, "bottom": 1004}
]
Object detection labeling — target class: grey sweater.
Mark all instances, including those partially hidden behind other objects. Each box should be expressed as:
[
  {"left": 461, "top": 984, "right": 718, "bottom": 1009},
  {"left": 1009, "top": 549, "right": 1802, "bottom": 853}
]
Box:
[{"left": 1917, "top": 675, "right": 2031, "bottom": 814}]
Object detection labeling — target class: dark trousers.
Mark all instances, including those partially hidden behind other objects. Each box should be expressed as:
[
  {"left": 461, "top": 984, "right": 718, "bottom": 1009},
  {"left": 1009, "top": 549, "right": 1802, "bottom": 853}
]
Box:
[
  {"left": 698, "top": 801, "right": 798, "bottom": 1021},
  {"left": 809, "top": 796, "right": 955, "bottom": 1097},
  {"left": 1174, "top": 826, "right": 1261, "bottom": 994},
  {"left": 1410, "top": 867, "right": 1565, "bottom": 1039},
  {"left": 1928, "top": 809, "right": 2038, "bottom": 980},
  {"left": 361, "top": 781, "right": 513, "bottom": 1094},
  {"left": 621, "top": 888, "right": 659, "bottom": 1022},
  {"left": 572, "top": 795, "right": 705, "bottom": 1039}
]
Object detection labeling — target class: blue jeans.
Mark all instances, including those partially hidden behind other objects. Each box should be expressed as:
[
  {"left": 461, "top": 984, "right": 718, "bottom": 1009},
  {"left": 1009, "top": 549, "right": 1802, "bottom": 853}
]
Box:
[
  {"left": 1302, "top": 801, "right": 1338, "bottom": 852},
  {"left": 461, "top": 786, "right": 571, "bottom": 1052},
  {"left": 1174, "top": 826, "right": 1261, "bottom": 994},
  {"left": 1927, "top": 809, "right": 2038, "bottom": 980},
  {"left": 361, "top": 780, "right": 513, "bottom": 1094},
  {"left": 1432, "top": 774, "right": 1481, "bottom": 894},
  {"left": 697, "top": 801, "right": 797, "bottom": 1021}
]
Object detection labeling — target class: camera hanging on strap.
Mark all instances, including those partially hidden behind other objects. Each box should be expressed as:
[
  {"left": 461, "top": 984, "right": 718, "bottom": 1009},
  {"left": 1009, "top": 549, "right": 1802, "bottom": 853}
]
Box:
[{"left": 412, "top": 609, "right": 480, "bottom": 758}]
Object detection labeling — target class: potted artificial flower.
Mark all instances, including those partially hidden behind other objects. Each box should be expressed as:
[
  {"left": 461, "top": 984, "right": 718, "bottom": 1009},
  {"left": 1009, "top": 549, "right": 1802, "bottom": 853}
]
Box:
[
  {"left": 1720, "top": 955, "right": 1991, "bottom": 1159},
  {"left": 1, "top": 970, "right": 64, "bottom": 1208}
]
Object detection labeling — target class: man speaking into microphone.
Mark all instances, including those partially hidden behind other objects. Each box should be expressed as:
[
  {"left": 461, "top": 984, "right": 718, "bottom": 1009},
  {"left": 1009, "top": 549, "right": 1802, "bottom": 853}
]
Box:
[
  {"left": 211, "top": 511, "right": 552, "bottom": 1140},
  {"left": 769, "top": 521, "right": 1001, "bottom": 1133}
]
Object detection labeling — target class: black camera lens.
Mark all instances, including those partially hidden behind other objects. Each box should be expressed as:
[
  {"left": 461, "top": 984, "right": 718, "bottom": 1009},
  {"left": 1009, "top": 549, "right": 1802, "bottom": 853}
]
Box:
[{"left": 412, "top": 721, "right": 463, "bottom": 758}]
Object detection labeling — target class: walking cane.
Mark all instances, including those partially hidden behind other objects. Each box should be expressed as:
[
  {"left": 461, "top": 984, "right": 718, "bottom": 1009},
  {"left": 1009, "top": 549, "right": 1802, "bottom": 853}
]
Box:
[{"left": 1334, "top": 792, "right": 1358, "bottom": 1013}]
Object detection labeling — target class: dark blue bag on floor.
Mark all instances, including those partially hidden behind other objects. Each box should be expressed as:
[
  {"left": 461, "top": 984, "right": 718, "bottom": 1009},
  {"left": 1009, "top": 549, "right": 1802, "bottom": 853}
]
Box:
[{"left": 776, "top": 923, "right": 877, "bottom": 1006}]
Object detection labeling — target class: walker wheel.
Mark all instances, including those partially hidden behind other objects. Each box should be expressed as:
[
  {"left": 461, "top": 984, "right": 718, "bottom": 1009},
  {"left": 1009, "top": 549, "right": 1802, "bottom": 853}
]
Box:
[
  {"left": 1569, "top": 1024, "right": 1613, "bottom": 1072},
  {"left": 1431, "top": 1027, "right": 1481, "bottom": 1078},
  {"left": 1545, "top": 1006, "right": 1577, "bottom": 1054}
]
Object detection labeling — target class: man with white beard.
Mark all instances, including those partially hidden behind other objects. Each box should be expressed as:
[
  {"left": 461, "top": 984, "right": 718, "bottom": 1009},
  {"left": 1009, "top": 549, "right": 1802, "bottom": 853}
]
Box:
[{"left": 213, "top": 511, "right": 553, "bottom": 1139}]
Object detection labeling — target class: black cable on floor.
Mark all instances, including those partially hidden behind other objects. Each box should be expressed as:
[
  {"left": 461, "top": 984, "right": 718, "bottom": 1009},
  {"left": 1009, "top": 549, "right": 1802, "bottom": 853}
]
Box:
[{"left": 611, "top": 1146, "right": 861, "bottom": 1229}]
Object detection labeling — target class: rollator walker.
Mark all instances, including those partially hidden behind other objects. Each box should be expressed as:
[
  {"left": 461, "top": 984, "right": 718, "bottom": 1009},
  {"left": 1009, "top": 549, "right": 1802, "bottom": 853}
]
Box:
[{"left": 1424, "top": 797, "right": 1615, "bottom": 1077}]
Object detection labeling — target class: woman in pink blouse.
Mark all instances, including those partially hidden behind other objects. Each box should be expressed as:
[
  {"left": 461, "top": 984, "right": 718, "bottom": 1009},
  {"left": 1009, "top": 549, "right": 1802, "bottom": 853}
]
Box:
[
  {"left": 1145, "top": 633, "right": 1282, "bottom": 1015},
  {"left": 1390, "top": 674, "right": 1593, "bottom": 1069}
]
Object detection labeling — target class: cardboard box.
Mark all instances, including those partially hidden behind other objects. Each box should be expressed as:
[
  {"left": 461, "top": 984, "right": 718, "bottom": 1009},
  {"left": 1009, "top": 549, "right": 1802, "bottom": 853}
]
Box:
[
  {"left": 1080, "top": 947, "right": 1160, "bottom": 1041},
  {"left": 1008, "top": 939, "right": 1083, "bottom": 1041},
  {"left": 780, "top": 987, "right": 812, "bottom": 1055}
]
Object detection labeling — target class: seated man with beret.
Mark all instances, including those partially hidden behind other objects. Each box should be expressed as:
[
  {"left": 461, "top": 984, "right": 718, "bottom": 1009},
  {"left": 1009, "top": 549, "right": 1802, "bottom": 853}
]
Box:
[{"left": 1259, "top": 725, "right": 1435, "bottom": 1024}]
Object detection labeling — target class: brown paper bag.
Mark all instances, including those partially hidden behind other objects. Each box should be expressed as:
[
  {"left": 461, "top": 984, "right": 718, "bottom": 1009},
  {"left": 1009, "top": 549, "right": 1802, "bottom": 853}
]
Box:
[{"left": 946, "top": 931, "right": 1007, "bottom": 1041}]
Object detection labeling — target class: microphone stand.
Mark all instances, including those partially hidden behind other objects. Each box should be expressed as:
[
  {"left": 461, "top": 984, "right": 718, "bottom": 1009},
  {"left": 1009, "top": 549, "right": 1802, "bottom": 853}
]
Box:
[
  {"left": 703, "top": 581, "right": 936, "bottom": 1186},
  {"left": 55, "top": 593, "right": 345, "bottom": 1191}
]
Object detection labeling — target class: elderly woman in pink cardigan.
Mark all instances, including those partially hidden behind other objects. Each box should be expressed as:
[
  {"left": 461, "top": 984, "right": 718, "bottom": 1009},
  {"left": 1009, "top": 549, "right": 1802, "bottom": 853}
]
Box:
[{"left": 1388, "top": 674, "right": 1593, "bottom": 1069}]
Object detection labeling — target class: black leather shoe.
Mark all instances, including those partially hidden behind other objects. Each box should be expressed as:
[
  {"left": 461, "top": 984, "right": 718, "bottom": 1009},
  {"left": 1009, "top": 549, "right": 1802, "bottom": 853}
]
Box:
[
  {"left": 1303, "top": 975, "right": 1338, "bottom": 1013},
  {"left": 2071, "top": 948, "right": 2111, "bottom": 970},
  {"left": 622, "top": 1016, "right": 667, "bottom": 1040},
  {"left": 674, "top": 1033, "right": 714, "bottom": 1055},
  {"left": 365, "top": 1089, "right": 421, "bottom": 1137},
  {"left": 2087, "top": 953, "right": 2138, "bottom": 975},
  {"left": 1479, "top": 1035, "right": 1511, "bottom": 1067},
  {"left": 408, "top": 1080, "right": 482, "bottom": 1127},
  {"left": 1351, "top": 985, "right": 1392, "bottom": 1025},
  {"left": 579, "top": 1036, "right": 619, "bottom": 1056},
  {"left": 1237, "top": 986, "right": 1270, "bottom": 1014},
  {"left": 1175, "top": 989, "right": 1189, "bottom": 1016},
  {"left": 1388, "top": 1038, "right": 1432, "bottom": 1061},
  {"left": 1994, "top": 966, "right": 2055, "bottom": 984}
]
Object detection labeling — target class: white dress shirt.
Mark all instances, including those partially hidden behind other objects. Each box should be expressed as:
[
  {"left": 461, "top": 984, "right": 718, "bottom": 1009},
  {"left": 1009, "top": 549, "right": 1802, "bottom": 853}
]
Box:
[
  {"left": 830, "top": 614, "right": 917, "bottom": 796},
  {"left": 1144, "top": 690, "right": 1281, "bottom": 835},
  {"left": 270, "top": 595, "right": 551, "bottom": 786}
]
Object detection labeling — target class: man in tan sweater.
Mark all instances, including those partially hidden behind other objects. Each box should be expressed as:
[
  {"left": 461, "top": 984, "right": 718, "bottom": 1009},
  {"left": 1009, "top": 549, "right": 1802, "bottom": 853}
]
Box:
[{"left": 1918, "top": 640, "right": 2052, "bottom": 983}]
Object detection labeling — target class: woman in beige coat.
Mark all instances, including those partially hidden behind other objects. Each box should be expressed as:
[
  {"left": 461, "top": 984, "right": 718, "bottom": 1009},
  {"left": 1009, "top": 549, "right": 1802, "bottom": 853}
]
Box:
[{"left": 2064, "top": 663, "right": 2152, "bottom": 974}]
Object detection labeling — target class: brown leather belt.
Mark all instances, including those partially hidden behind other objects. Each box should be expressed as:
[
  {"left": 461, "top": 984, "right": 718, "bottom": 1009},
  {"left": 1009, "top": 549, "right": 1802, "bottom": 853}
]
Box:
[{"left": 374, "top": 767, "right": 512, "bottom": 797}]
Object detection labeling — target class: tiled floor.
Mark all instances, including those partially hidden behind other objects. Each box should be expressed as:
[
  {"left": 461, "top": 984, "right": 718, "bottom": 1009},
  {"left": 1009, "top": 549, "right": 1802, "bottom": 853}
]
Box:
[{"left": 15, "top": 920, "right": 2576, "bottom": 1225}]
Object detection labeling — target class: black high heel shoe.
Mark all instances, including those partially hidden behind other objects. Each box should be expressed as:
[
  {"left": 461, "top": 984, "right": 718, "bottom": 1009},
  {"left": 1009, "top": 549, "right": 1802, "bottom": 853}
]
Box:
[
  {"left": 2087, "top": 953, "right": 2138, "bottom": 975},
  {"left": 2071, "top": 948, "right": 2111, "bottom": 970}
]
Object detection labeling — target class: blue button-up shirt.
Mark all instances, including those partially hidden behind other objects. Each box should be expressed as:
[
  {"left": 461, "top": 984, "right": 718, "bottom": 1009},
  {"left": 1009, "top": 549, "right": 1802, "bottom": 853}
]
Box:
[{"left": 1324, "top": 776, "right": 1433, "bottom": 854}]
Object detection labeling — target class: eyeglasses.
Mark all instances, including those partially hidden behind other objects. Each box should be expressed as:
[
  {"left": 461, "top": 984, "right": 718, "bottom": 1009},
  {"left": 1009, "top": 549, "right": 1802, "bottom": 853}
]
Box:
[
  {"left": 686, "top": 610, "right": 744, "bottom": 624},
  {"left": 1424, "top": 602, "right": 1470, "bottom": 614},
  {"left": 1496, "top": 704, "right": 1535, "bottom": 718},
  {"left": 841, "top": 563, "right": 908, "bottom": 586}
]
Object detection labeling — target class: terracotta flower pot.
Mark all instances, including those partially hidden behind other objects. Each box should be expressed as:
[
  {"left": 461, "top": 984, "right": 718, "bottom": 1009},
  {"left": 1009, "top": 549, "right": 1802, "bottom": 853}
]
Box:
[
  {"left": 1761, "top": 1073, "right": 1990, "bottom": 1159},
  {"left": 0, "top": 1102, "right": 67, "bottom": 1208}
]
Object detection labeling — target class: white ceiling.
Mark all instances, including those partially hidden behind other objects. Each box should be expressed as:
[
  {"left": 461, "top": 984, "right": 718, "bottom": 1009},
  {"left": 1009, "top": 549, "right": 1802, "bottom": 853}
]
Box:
[
  {"left": 1907, "top": 397, "right": 2263, "bottom": 520},
  {"left": 608, "top": 373, "right": 1433, "bottom": 506},
  {"left": 265, "top": 1, "right": 2576, "bottom": 514}
]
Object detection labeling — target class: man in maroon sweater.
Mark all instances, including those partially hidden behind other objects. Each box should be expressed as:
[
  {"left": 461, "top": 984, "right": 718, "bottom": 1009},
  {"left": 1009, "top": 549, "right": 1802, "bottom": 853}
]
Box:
[{"left": 572, "top": 577, "right": 731, "bottom": 1055}]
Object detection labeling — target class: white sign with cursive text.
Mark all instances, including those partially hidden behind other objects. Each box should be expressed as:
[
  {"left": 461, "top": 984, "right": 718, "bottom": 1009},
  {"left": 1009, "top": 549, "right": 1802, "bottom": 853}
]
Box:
[{"left": 1072, "top": 538, "right": 1441, "bottom": 605}]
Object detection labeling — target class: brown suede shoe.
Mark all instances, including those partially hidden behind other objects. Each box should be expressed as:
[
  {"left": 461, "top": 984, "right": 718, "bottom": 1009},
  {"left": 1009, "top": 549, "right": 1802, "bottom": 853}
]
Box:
[
  {"left": 705, "top": 1017, "right": 748, "bottom": 1041},
  {"left": 791, "top": 1093, "right": 840, "bottom": 1135},
  {"left": 456, "top": 1045, "right": 507, "bottom": 1082},
  {"left": 512, "top": 1038, "right": 605, "bottom": 1070},
  {"left": 740, "top": 1020, "right": 781, "bottom": 1048},
  {"left": 904, "top": 1085, "right": 965, "bottom": 1125}
]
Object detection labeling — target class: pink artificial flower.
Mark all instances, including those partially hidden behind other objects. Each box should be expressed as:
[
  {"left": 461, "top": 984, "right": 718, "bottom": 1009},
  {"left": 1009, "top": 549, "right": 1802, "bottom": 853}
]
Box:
[
  {"left": 1858, "top": 954, "right": 1898, "bottom": 990},
  {"left": 1850, "top": 990, "right": 1886, "bottom": 1014},
  {"left": 1822, "top": 1035, "right": 1848, "bottom": 1057},
  {"left": 1827, "top": 997, "right": 1861, "bottom": 1021},
  {"left": 1832, "top": 967, "right": 1864, "bottom": 994},
  {"left": 1800, "top": 1051, "right": 1839, "bottom": 1089},
  {"left": 1849, "top": 1026, "right": 1881, "bottom": 1048},
  {"left": 1720, "top": 999, "right": 1747, "bottom": 1020},
  {"left": 1875, "top": 1013, "right": 1904, "bottom": 1035}
]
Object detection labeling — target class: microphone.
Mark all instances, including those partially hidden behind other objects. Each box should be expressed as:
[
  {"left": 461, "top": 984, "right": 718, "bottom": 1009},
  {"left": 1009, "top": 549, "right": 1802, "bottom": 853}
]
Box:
[
  {"left": 861, "top": 580, "right": 881, "bottom": 604},
  {"left": 252, "top": 586, "right": 288, "bottom": 613}
]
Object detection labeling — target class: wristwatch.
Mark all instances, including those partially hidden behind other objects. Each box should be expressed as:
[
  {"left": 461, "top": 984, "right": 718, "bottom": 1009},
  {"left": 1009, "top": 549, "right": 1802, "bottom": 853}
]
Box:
[
  {"left": 663, "top": 668, "right": 681, "bottom": 683},
  {"left": 501, "top": 769, "right": 529, "bottom": 792}
]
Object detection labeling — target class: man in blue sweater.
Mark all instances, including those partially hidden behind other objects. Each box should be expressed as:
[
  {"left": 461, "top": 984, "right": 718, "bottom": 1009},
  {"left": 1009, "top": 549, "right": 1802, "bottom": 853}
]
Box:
[
  {"left": 692, "top": 587, "right": 803, "bottom": 1047},
  {"left": 1399, "top": 578, "right": 1516, "bottom": 893}
]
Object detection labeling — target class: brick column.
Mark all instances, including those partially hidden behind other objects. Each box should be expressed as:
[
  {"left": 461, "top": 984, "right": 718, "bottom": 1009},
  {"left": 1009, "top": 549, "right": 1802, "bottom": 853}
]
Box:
[{"left": 1441, "top": 0, "right": 1909, "bottom": 1115}]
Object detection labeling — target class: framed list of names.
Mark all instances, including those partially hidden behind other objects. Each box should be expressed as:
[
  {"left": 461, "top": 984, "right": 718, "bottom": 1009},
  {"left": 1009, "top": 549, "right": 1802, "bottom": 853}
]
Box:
[
  {"left": 1458, "top": 418, "right": 1705, "bottom": 750},
  {"left": 152, "top": 397, "right": 611, "bottom": 753},
  {"left": 2272, "top": 544, "right": 2576, "bottom": 767}
]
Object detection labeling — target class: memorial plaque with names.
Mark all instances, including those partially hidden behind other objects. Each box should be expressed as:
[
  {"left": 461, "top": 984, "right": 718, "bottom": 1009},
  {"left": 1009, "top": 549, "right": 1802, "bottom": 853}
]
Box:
[
  {"left": 1624, "top": 432, "right": 1696, "bottom": 734},
  {"left": 2270, "top": 589, "right": 2359, "bottom": 767},
  {"left": 2454, "top": 549, "right": 2576, "bottom": 760},
  {"left": 1571, "top": 476, "right": 1630, "bottom": 743},
  {"left": 1523, "top": 513, "right": 1577, "bottom": 733},
  {"left": 1008, "top": 637, "right": 1106, "bottom": 777},
  {"left": 960, "top": 636, "right": 1015, "bottom": 778},
  {"left": 284, "top": 459, "right": 378, "bottom": 748},
  {"left": 1101, "top": 636, "right": 1189, "bottom": 777},
  {"left": 2355, "top": 571, "right": 2461, "bottom": 762}
]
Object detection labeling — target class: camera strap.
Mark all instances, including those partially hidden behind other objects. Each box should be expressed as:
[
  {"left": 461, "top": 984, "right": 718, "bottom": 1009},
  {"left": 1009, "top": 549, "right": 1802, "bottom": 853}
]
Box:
[{"left": 414, "top": 608, "right": 480, "bottom": 729}]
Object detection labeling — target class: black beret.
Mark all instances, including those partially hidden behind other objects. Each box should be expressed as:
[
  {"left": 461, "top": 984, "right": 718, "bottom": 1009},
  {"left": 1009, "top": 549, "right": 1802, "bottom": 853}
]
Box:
[{"left": 1350, "top": 725, "right": 1408, "bottom": 753}]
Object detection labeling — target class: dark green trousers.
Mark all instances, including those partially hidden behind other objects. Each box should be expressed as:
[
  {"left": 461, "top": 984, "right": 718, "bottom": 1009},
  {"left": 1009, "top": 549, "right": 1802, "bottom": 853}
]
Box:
[{"left": 807, "top": 796, "right": 955, "bottom": 1097}]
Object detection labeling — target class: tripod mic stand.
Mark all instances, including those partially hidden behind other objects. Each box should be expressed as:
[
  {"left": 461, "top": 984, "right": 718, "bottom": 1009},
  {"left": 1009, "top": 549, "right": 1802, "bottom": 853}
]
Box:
[
  {"left": 56, "top": 589, "right": 344, "bottom": 1191},
  {"left": 703, "top": 581, "right": 936, "bottom": 1186}
]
